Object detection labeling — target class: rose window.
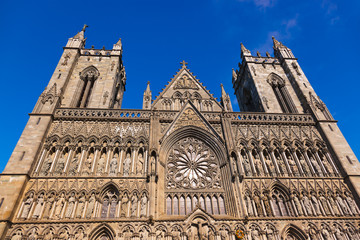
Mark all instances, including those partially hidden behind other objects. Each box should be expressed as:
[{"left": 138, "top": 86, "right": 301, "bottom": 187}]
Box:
[{"left": 166, "top": 137, "right": 221, "bottom": 189}]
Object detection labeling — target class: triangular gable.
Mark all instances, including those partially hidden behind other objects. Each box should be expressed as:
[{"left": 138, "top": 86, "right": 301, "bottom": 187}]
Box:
[
  {"left": 161, "top": 101, "right": 223, "bottom": 141},
  {"left": 152, "top": 64, "right": 223, "bottom": 111}
]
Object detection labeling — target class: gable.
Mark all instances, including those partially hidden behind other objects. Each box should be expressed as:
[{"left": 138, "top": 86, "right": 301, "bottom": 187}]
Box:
[{"left": 152, "top": 63, "right": 223, "bottom": 111}]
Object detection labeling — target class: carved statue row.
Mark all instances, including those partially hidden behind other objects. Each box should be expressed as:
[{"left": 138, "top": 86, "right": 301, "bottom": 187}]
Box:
[
  {"left": 18, "top": 189, "right": 149, "bottom": 221},
  {"left": 8, "top": 221, "right": 360, "bottom": 240},
  {"left": 243, "top": 188, "right": 359, "bottom": 218},
  {"left": 232, "top": 146, "right": 338, "bottom": 178},
  {"left": 36, "top": 141, "right": 156, "bottom": 177}
]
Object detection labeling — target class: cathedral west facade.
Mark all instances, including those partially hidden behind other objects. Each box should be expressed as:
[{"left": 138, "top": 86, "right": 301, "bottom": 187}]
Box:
[{"left": 0, "top": 26, "right": 360, "bottom": 240}]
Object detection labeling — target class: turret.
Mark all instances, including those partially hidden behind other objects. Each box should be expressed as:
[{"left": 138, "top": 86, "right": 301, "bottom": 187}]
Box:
[
  {"left": 65, "top": 24, "right": 88, "bottom": 49},
  {"left": 272, "top": 36, "right": 295, "bottom": 60},
  {"left": 143, "top": 81, "right": 152, "bottom": 110}
]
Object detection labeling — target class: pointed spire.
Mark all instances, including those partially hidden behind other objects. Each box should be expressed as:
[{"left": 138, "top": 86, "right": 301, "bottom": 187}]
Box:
[
  {"left": 221, "top": 83, "right": 226, "bottom": 96},
  {"left": 240, "top": 43, "right": 251, "bottom": 58},
  {"left": 113, "top": 38, "right": 122, "bottom": 51},
  {"left": 220, "top": 84, "right": 233, "bottom": 112},
  {"left": 272, "top": 36, "right": 284, "bottom": 49},
  {"left": 145, "top": 81, "right": 151, "bottom": 93},
  {"left": 73, "top": 24, "right": 88, "bottom": 40},
  {"left": 232, "top": 68, "right": 237, "bottom": 81}
]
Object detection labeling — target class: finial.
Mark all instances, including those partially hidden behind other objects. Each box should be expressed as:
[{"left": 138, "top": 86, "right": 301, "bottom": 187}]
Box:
[
  {"left": 82, "top": 24, "right": 89, "bottom": 32},
  {"left": 232, "top": 68, "right": 237, "bottom": 80},
  {"left": 180, "top": 60, "right": 188, "bottom": 68},
  {"left": 266, "top": 51, "right": 271, "bottom": 57},
  {"left": 116, "top": 38, "right": 122, "bottom": 46},
  {"left": 272, "top": 36, "right": 283, "bottom": 48},
  {"left": 240, "top": 43, "right": 251, "bottom": 56},
  {"left": 147, "top": 81, "right": 150, "bottom": 85},
  {"left": 256, "top": 51, "right": 261, "bottom": 57}
]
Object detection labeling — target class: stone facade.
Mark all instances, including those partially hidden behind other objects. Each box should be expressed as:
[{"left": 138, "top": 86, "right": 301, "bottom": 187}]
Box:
[{"left": 0, "top": 26, "right": 359, "bottom": 240}]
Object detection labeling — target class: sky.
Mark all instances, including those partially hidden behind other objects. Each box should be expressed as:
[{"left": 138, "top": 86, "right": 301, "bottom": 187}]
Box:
[{"left": 0, "top": 0, "right": 359, "bottom": 172}]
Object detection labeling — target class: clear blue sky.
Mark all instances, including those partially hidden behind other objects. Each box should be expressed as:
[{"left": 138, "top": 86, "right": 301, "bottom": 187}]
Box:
[{"left": 0, "top": 0, "right": 359, "bottom": 172}]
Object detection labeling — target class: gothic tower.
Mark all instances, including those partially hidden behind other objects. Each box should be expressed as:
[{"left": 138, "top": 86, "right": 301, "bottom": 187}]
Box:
[{"left": 1, "top": 28, "right": 360, "bottom": 240}]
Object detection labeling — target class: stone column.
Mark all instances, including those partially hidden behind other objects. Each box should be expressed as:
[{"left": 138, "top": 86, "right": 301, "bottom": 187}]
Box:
[
  {"left": 259, "top": 149, "right": 269, "bottom": 175},
  {"left": 291, "top": 148, "right": 304, "bottom": 175},
  {"left": 269, "top": 148, "right": 281, "bottom": 175},
  {"left": 303, "top": 150, "right": 316, "bottom": 175},
  {"left": 280, "top": 148, "right": 292, "bottom": 176},
  {"left": 247, "top": 149, "right": 256, "bottom": 176},
  {"left": 35, "top": 148, "right": 47, "bottom": 173}
]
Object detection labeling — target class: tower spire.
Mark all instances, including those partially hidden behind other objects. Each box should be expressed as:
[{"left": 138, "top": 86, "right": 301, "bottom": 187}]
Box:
[
  {"left": 113, "top": 38, "right": 122, "bottom": 51},
  {"left": 73, "top": 24, "right": 88, "bottom": 40},
  {"left": 240, "top": 43, "right": 251, "bottom": 58},
  {"left": 220, "top": 83, "right": 233, "bottom": 112},
  {"left": 143, "top": 81, "right": 152, "bottom": 110}
]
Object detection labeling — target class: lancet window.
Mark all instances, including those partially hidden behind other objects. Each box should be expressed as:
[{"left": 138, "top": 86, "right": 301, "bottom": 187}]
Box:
[{"left": 77, "top": 66, "right": 99, "bottom": 108}]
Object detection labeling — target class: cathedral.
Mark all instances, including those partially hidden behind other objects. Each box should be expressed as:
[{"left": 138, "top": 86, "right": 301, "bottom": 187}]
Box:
[{"left": 1, "top": 25, "right": 360, "bottom": 240}]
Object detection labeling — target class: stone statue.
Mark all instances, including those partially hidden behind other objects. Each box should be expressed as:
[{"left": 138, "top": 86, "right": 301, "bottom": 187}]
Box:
[
  {"left": 345, "top": 192, "right": 359, "bottom": 215},
  {"left": 329, "top": 195, "right": 340, "bottom": 216},
  {"left": 245, "top": 195, "right": 254, "bottom": 216},
  {"left": 254, "top": 158, "right": 263, "bottom": 176},
  {"left": 265, "top": 225, "right": 274, "bottom": 240},
  {"left": 32, "top": 193, "right": 44, "bottom": 219},
  {"left": 140, "top": 193, "right": 148, "bottom": 217},
  {"left": 21, "top": 193, "right": 34, "bottom": 219},
  {"left": 265, "top": 158, "right": 275, "bottom": 176},
  {"left": 311, "top": 193, "right": 322, "bottom": 216},
  {"left": 54, "top": 193, "right": 65, "bottom": 219},
  {"left": 334, "top": 227, "right": 345, "bottom": 240},
  {"left": 310, "top": 157, "right": 322, "bottom": 176},
  {"left": 11, "top": 230, "right": 22, "bottom": 240},
  {"left": 321, "top": 228, "right": 331, "bottom": 240},
  {"left": 109, "top": 154, "right": 118, "bottom": 176},
  {"left": 68, "top": 155, "right": 79, "bottom": 176},
  {"left": 76, "top": 193, "right": 85, "bottom": 218},
  {"left": 302, "top": 194, "right": 313, "bottom": 216},
  {"left": 83, "top": 155, "right": 93, "bottom": 175},
  {"left": 321, "top": 157, "right": 334, "bottom": 176},
  {"left": 58, "top": 229, "right": 70, "bottom": 240},
  {"left": 293, "top": 194, "right": 303, "bottom": 216},
  {"left": 86, "top": 193, "right": 96, "bottom": 218},
  {"left": 276, "top": 155, "right": 286, "bottom": 175},
  {"left": 97, "top": 153, "right": 106, "bottom": 175},
  {"left": 299, "top": 155, "right": 310, "bottom": 176},
  {"left": 137, "top": 153, "right": 144, "bottom": 175},
  {"left": 44, "top": 229, "right": 54, "bottom": 240},
  {"left": 65, "top": 192, "right": 76, "bottom": 218},
  {"left": 150, "top": 156, "right": 156, "bottom": 174},
  {"left": 262, "top": 194, "right": 272, "bottom": 216},
  {"left": 130, "top": 193, "right": 138, "bottom": 217},
  {"left": 74, "top": 228, "right": 85, "bottom": 240},
  {"left": 43, "top": 193, "right": 55, "bottom": 219},
  {"left": 123, "top": 153, "right": 132, "bottom": 176},
  {"left": 288, "top": 157, "right": 298, "bottom": 176},
  {"left": 250, "top": 228, "right": 261, "bottom": 240},
  {"left": 336, "top": 193, "right": 349, "bottom": 215},
  {"left": 55, "top": 155, "right": 66, "bottom": 174},
  {"left": 319, "top": 193, "right": 331, "bottom": 216},
  {"left": 231, "top": 156, "right": 237, "bottom": 174},
  {"left": 253, "top": 193, "right": 263, "bottom": 216},
  {"left": 243, "top": 154, "right": 251, "bottom": 176},
  {"left": 28, "top": 228, "right": 38, "bottom": 240},
  {"left": 121, "top": 193, "right": 129, "bottom": 216},
  {"left": 41, "top": 156, "right": 52, "bottom": 176}
]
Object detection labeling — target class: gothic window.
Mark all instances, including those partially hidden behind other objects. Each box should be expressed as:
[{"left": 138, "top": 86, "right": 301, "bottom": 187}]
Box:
[
  {"left": 206, "top": 196, "right": 212, "bottom": 214},
  {"left": 173, "top": 196, "right": 179, "bottom": 215},
  {"left": 212, "top": 196, "right": 219, "bottom": 214},
  {"left": 271, "top": 189, "right": 290, "bottom": 217},
  {"left": 219, "top": 195, "right": 226, "bottom": 215},
  {"left": 179, "top": 196, "right": 185, "bottom": 215},
  {"left": 200, "top": 196, "right": 205, "bottom": 209},
  {"left": 186, "top": 196, "right": 192, "bottom": 214},
  {"left": 267, "top": 73, "right": 297, "bottom": 113},
  {"left": 166, "top": 196, "right": 172, "bottom": 215},
  {"left": 77, "top": 66, "right": 99, "bottom": 108}
]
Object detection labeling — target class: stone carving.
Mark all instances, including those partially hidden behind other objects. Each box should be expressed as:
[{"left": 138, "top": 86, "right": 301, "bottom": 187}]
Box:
[
  {"left": 245, "top": 194, "right": 254, "bottom": 216},
  {"left": 311, "top": 193, "right": 321, "bottom": 216},
  {"left": 123, "top": 153, "right": 132, "bottom": 176},
  {"left": 292, "top": 193, "right": 303, "bottom": 216},
  {"left": 11, "top": 230, "right": 22, "bottom": 240},
  {"left": 109, "top": 154, "right": 118, "bottom": 176},
  {"left": 254, "top": 156, "right": 264, "bottom": 176},
  {"left": 121, "top": 193, "right": 129, "bottom": 216},
  {"left": 345, "top": 192, "right": 358, "bottom": 215},
  {"left": 319, "top": 192, "right": 330, "bottom": 215},
  {"left": 43, "top": 193, "right": 55, "bottom": 219},
  {"left": 74, "top": 228, "right": 86, "bottom": 240},
  {"left": 86, "top": 193, "right": 96, "bottom": 218},
  {"left": 287, "top": 155, "right": 298, "bottom": 176},
  {"left": 150, "top": 156, "right": 156, "bottom": 174},
  {"left": 172, "top": 108, "right": 209, "bottom": 133},
  {"left": 167, "top": 137, "right": 221, "bottom": 189},
  {"left": 44, "top": 229, "right": 54, "bottom": 240},
  {"left": 253, "top": 193, "right": 263, "bottom": 216},
  {"left": 97, "top": 153, "right": 106, "bottom": 175},
  {"left": 32, "top": 193, "right": 44, "bottom": 219},
  {"left": 65, "top": 192, "right": 76, "bottom": 218},
  {"left": 329, "top": 194, "right": 340, "bottom": 216},
  {"left": 54, "top": 193, "right": 65, "bottom": 219},
  {"left": 242, "top": 152, "right": 252, "bottom": 176},
  {"left": 55, "top": 155, "right": 66, "bottom": 174},
  {"left": 68, "top": 154, "right": 80, "bottom": 176},
  {"left": 334, "top": 227, "right": 345, "bottom": 240},
  {"left": 140, "top": 193, "right": 147, "bottom": 217},
  {"left": 276, "top": 154, "right": 287, "bottom": 175},
  {"left": 321, "top": 227, "right": 331, "bottom": 240},
  {"left": 76, "top": 193, "right": 85, "bottom": 218},
  {"left": 28, "top": 228, "right": 38, "bottom": 240},
  {"left": 130, "top": 192, "right": 138, "bottom": 217},
  {"left": 302, "top": 193, "right": 313, "bottom": 216},
  {"left": 83, "top": 155, "right": 93, "bottom": 175},
  {"left": 40, "top": 156, "right": 53, "bottom": 176},
  {"left": 265, "top": 156, "right": 275, "bottom": 176},
  {"left": 310, "top": 157, "right": 322, "bottom": 176},
  {"left": 250, "top": 227, "right": 261, "bottom": 240},
  {"left": 298, "top": 154, "right": 310, "bottom": 176},
  {"left": 174, "top": 75, "right": 198, "bottom": 89},
  {"left": 137, "top": 153, "right": 144, "bottom": 175},
  {"left": 58, "top": 228, "right": 70, "bottom": 240},
  {"left": 336, "top": 193, "right": 349, "bottom": 215},
  {"left": 21, "top": 193, "right": 34, "bottom": 219}
]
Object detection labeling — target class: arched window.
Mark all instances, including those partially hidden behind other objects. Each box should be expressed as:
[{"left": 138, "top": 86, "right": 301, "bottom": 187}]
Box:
[
  {"left": 173, "top": 196, "right": 179, "bottom": 215},
  {"left": 219, "top": 195, "right": 226, "bottom": 215},
  {"left": 77, "top": 66, "right": 99, "bottom": 108},
  {"left": 271, "top": 189, "right": 290, "bottom": 217},
  {"left": 166, "top": 196, "right": 172, "bottom": 215},
  {"left": 179, "top": 196, "right": 185, "bottom": 215},
  {"left": 212, "top": 196, "right": 219, "bottom": 214},
  {"left": 186, "top": 196, "right": 192, "bottom": 214},
  {"left": 267, "top": 73, "right": 297, "bottom": 113},
  {"left": 206, "top": 196, "right": 212, "bottom": 214}
]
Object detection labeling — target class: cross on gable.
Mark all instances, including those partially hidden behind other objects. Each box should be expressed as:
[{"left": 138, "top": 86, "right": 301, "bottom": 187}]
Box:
[{"left": 180, "top": 60, "right": 188, "bottom": 68}]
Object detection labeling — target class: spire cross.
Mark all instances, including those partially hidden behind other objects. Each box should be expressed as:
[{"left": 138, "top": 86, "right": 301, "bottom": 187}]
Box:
[{"left": 180, "top": 60, "right": 188, "bottom": 68}]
